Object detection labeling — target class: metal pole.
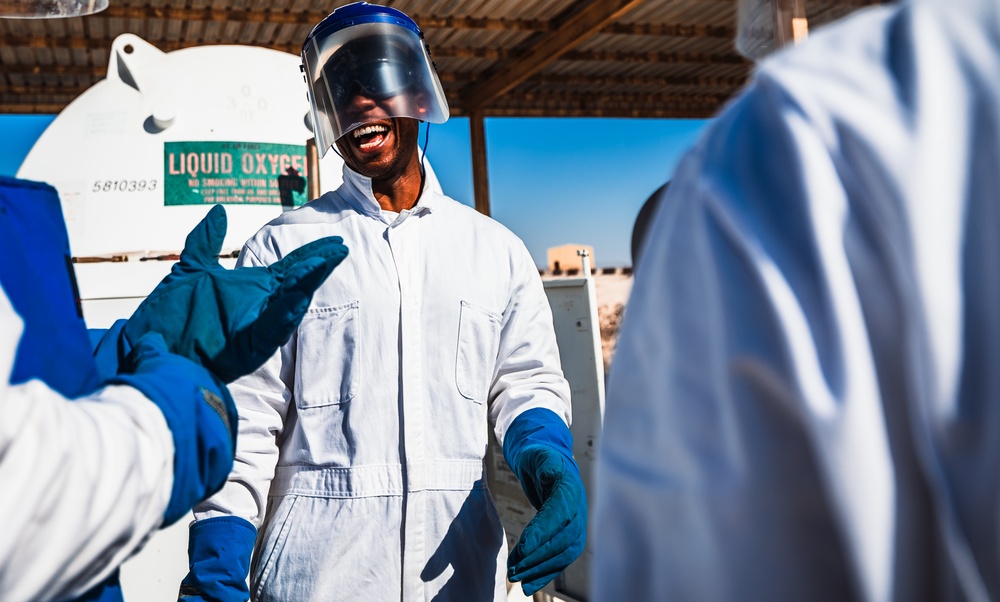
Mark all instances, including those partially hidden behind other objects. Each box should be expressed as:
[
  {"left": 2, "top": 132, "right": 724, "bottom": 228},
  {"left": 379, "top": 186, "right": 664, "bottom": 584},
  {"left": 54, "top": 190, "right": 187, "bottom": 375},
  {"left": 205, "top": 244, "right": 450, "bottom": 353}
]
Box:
[
  {"left": 470, "top": 111, "right": 491, "bottom": 216},
  {"left": 306, "top": 137, "right": 321, "bottom": 201},
  {"left": 577, "top": 248, "right": 592, "bottom": 276}
]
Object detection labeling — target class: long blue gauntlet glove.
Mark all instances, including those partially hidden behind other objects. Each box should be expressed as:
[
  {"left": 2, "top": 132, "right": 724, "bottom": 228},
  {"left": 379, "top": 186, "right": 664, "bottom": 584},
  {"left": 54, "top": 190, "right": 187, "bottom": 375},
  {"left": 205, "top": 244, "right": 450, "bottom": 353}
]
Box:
[
  {"left": 124, "top": 205, "right": 348, "bottom": 383},
  {"left": 110, "top": 332, "right": 237, "bottom": 525},
  {"left": 503, "top": 408, "right": 588, "bottom": 596},
  {"left": 178, "top": 516, "right": 256, "bottom": 602}
]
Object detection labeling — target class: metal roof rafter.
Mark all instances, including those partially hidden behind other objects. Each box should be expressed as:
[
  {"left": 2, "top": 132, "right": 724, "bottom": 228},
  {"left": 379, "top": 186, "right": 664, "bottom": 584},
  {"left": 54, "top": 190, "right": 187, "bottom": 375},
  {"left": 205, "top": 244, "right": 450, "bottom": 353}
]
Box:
[
  {"left": 0, "top": 35, "right": 748, "bottom": 66},
  {"left": 96, "top": 5, "right": 731, "bottom": 38},
  {"left": 460, "top": 0, "right": 646, "bottom": 111},
  {"left": 0, "top": 63, "right": 105, "bottom": 77}
]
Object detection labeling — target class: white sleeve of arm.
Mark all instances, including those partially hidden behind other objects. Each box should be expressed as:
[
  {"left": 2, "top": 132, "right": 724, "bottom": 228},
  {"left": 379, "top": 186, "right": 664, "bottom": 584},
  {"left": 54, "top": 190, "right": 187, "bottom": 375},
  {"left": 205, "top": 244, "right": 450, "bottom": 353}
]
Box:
[
  {"left": 488, "top": 240, "right": 573, "bottom": 446},
  {"left": 0, "top": 286, "right": 174, "bottom": 602},
  {"left": 594, "top": 62, "right": 896, "bottom": 601},
  {"left": 193, "top": 244, "right": 292, "bottom": 529}
]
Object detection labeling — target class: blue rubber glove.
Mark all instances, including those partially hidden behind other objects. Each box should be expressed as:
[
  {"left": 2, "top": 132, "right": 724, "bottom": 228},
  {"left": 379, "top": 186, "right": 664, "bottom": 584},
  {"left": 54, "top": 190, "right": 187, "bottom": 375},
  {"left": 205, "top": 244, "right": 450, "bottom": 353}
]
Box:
[
  {"left": 178, "top": 516, "right": 256, "bottom": 602},
  {"left": 110, "top": 332, "right": 237, "bottom": 525},
  {"left": 124, "top": 204, "right": 348, "bottom": 383},
  {"left": 91, "top": 320, "right": 128, "bottom": 380},
  {"left": 503, "top": 408, "right": 588, "bottom": 596}
]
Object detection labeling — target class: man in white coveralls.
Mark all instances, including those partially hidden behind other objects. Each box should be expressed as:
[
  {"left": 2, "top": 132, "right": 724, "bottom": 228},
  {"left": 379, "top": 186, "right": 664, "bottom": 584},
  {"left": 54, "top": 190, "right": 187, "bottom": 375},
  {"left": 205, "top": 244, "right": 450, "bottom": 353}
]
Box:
[
  {"left": 179, "top": 3, "right": 587, "bottom": 601},
  {"left": 0, "top": 176, "right": 346, "bottom": 602},
  {"left": 595, "top": 0, "right": 1000, "bottom": 600}
]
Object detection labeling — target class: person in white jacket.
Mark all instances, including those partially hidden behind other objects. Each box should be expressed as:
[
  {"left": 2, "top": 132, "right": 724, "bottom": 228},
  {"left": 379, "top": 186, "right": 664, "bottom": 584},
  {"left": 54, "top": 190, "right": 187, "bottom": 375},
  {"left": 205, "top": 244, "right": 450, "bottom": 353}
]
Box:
[
  {"left": 594, "top": 0, "right": 1000, "bottom": 600},
  {"left": 0, "top": 176, "right": 346, "bottom": 602},
  {"left": 178, "top": 3, "right": 588, "bottom": 601}
]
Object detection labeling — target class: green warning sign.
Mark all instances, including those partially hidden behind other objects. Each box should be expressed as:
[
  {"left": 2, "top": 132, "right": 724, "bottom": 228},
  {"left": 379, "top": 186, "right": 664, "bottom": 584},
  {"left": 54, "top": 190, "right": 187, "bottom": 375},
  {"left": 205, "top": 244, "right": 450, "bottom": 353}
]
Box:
[{"left": 163, "top": 141, "right": 309, "bottom": 207}]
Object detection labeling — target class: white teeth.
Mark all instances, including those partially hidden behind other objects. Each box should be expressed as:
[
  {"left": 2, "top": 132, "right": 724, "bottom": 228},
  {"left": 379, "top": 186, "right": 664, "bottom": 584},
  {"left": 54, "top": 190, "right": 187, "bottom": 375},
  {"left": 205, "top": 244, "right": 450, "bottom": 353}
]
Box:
[{"left": 353, "top": 124, "right": 389, "bottom": 138}]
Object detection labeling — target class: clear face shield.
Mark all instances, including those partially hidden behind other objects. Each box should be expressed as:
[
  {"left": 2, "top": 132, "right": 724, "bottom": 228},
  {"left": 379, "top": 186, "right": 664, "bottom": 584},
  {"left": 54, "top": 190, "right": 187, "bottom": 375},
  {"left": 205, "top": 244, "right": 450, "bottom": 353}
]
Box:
[
  {"left": 736, "top": 0, "right": 777, "bottom": 61},
  {"left": 302, "top": 21, "right": 450, "bottom": 158},
  {"left": 0, "top": 0, "right": 108, "bottom": 18},
  {"left": 736, "top": 0, "right": 810, "bottom": 61}
]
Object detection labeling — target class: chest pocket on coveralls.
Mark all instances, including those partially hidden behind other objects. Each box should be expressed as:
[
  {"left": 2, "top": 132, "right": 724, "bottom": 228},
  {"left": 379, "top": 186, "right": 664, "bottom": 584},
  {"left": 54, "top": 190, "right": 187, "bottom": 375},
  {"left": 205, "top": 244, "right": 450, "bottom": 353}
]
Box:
[
  {"left": 295, "top": 300, "right": 359, "bottom": 408},
  {"left": 456, "top": 300, "right": 502, "bottom": 404}
]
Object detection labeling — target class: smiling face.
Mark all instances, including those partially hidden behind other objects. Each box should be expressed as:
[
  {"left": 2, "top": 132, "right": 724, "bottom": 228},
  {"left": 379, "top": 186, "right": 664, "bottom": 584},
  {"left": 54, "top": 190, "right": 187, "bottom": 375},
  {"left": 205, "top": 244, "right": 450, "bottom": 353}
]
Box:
[{"left": 334, "top": 94, "right": 422, "bottom": 184}]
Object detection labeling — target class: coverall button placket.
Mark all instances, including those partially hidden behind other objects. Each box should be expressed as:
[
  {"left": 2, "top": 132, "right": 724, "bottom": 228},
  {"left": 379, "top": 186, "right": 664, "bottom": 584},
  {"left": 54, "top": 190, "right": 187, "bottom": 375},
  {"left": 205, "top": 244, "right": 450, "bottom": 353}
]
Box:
[{"left": 388, "top": 214, "right": 429, "bottom": 600}]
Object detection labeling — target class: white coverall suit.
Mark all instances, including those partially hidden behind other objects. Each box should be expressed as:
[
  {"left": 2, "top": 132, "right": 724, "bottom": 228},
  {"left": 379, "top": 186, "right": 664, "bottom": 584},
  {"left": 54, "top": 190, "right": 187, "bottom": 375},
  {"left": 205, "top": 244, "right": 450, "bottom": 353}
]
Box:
[
  {"left": 595, "top": 0, "right": 1000, "bottom": 600},
  {"left": 195, "top": 165, "right": 572, "bottom": 601},
  {"left": 0, "top": 283, "right": 174, "bottom": 601}
]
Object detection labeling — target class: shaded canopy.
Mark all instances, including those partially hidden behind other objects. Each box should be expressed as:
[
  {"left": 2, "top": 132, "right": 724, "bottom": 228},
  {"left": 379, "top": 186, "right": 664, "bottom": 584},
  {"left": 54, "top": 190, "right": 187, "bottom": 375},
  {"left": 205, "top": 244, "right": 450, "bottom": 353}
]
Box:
[{"left": 1, "top": 0, "right": 880, "bottom": 117}]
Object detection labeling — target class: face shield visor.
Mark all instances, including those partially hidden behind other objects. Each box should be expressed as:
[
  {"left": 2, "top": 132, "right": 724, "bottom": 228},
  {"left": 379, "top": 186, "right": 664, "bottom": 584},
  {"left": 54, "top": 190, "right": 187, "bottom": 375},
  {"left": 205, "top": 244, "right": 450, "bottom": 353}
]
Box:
[
  {"left": 302, "top": 21, "right": 449, "bottom": 157},
  {"left": 736, "top": 0, "right": 775, "bottom": 61},
  {"left": 0, "top": 0, "right": 108, "bottom": 18},
  {"left": 735, "top": 0, "right": 811, "bottom": 61}
]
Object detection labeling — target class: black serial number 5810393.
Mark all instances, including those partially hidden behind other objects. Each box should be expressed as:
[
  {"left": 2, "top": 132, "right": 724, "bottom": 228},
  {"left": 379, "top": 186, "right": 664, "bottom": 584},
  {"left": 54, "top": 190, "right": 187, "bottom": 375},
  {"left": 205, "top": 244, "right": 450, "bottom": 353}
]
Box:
[{"left": 92, "top": 179, "right": 158, "bottom": 193}]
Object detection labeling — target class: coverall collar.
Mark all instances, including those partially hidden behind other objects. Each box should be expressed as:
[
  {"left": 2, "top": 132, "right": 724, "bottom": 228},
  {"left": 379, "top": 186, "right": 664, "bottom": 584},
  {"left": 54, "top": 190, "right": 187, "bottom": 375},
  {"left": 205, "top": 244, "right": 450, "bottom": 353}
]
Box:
[{"left": 341, "top": 164, "right": 438, "bottom": 220}]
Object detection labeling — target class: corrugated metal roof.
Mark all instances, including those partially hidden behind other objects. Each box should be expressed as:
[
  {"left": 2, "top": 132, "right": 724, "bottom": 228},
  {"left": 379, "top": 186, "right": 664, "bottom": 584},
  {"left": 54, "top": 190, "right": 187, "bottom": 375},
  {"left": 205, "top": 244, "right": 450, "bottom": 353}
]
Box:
[{"left": 0, "top": 0, "right": 881, "bottom": 116}]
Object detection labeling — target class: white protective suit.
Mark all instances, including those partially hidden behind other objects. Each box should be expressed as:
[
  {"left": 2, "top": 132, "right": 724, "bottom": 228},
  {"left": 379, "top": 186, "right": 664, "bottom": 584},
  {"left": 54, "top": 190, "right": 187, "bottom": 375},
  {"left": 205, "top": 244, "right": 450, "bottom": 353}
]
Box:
[
  {"left": 595, "top": 0, "right": 1000, "bottom": 600},
  {"left": 0, "top": 283, "right": 173, "bottom": 601},
  {"left": 195, "top": 166, "right": 572, "bottom": 601}
]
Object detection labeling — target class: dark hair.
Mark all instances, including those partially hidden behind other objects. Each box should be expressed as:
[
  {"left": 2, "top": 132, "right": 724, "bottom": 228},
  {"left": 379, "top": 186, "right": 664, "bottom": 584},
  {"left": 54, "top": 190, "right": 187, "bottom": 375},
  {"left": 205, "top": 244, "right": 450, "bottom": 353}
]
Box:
[{"left": 631, "top": 181, "right": 669, "bottom": 269}]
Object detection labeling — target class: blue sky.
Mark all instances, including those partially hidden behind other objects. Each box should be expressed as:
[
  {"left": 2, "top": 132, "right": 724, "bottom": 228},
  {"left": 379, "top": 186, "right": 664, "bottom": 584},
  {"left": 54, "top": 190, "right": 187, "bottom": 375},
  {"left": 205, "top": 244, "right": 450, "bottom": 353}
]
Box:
[
  {"left": 1, "top": 115, "right": 55, "bottom": 176},
  {"left": 1, "top": 114, "right": 709, "bottom": 268}
]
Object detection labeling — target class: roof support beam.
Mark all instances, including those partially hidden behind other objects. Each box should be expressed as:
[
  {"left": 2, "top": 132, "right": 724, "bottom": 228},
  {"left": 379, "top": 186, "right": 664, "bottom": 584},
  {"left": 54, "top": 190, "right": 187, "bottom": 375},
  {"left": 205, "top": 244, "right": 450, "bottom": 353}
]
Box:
[
  {"left": 469, "top": 111, "right": 491, "bottom": 216},
  {"left": 0, "top": 34, "right": 294, "bottom": 53},
  {"left": 100, "top": 6, "right": 555, "bottom": 30},
  {"left": 0, "top": 102, "right": 69, "bottom": 114},
  {"left": 503, "top": 90, "right": 731, "bottom": 104},
  {"left": 0, "top": 36, "right": 747, "bottom": 68},
  {"left": 0, "top": 64, "right": 105, "bottom": 77},
  {"left": 433, "top": 46, "right": 746, "bottom": 65},
  {"left": 99, "top": 6, "right": 732, "bottom": 38},
  {"left": 455, "top": 106, "right": 719, "bottom": 118},
  {"left": 478, "top": 95, "right": 731, "bottom": 116},
  {"left": 0, "top": 84, "right": 91, "bottom": 95},
  {"left": 461, "top": 0, "right": 645, "bottom": 110},
  {"left": 447, "top": 90, "right": 729, "bottom": 115},
  {"left": 447, "top": 90, "right": 734, "bottom": 110},
  {"left": 558, "top": 48, "right": 746, "bottom": 65},
  {"left": 438, "top": 71, "right": 745, "bottom": 90},
  {"left": 518, "top": 73, "right": 746, "bottom": 89},
  {"left": 603, "top": 22, "right": 731, "bottom": 37},
  {"left": 4, "top": 67, "right": 741, "bottom": 91}
]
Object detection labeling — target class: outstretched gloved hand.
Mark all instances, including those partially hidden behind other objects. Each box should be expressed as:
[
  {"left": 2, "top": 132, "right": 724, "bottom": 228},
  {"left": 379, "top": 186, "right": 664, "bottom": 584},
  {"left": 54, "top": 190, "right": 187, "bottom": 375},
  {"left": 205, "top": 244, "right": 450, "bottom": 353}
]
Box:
[
  {"left": 504, "top": 408, "right": 588, "bottom": 596},
  {"left": 124, "top": 205, "right": 348, "bottom": 383}
]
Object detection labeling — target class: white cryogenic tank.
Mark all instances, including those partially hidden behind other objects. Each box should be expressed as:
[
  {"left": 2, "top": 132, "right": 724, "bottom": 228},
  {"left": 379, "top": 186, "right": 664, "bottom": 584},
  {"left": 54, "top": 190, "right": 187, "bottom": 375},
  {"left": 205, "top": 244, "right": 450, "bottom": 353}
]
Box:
[
  {"left": 17, "top": 32, "right": 349, "bottom": 327},
  {"left": 16, "top": 33, "right": 347, "bottom": 601}
]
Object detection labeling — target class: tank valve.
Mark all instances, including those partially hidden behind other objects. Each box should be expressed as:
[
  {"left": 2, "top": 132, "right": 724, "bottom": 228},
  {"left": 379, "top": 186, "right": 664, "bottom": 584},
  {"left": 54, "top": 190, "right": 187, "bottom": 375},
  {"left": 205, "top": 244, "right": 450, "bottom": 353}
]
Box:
[{"left": 151, "top": 106, "right": 176, "bottom": 130}]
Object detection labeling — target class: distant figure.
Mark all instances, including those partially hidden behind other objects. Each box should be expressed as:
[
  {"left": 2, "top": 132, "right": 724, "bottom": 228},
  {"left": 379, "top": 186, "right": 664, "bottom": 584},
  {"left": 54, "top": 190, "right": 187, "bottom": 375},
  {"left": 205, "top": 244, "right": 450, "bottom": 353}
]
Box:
[
  {"left": 630, "top": 181, "right": 668, "bottom": 271},
  {"left": 277, "top": 166, "right": 306, "bottom": 208},
  {"left": 595, "top": 0, "right": 1000, "bottom": 600}
]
